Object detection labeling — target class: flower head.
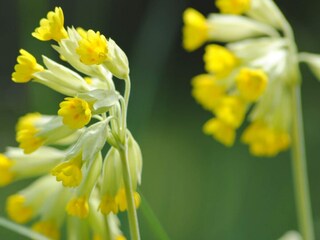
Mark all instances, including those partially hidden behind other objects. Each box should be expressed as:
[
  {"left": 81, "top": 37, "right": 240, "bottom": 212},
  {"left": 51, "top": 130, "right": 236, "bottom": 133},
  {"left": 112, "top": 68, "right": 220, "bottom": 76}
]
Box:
[
  {"left": 204, "top": 44, "right": 238, "bottom": 78},
  {"left": 216, "top": 0, "right": 251, "bottom": 15},
  {"left": 242, "top": 121, "right": 290, "bottom": 157},
  {"left": 203, "top": 118, "right": 236, "bottom": 146},
  {"left": 236, "top": 68, "right": 268, "bottom": 102},
  {"left": 16, "top": 127, "right": 46, "bottom": 154},
  {"left": 116, "top": 188, "right": 141, "bottom": 212},
  {"left": 66, "top": 196, "right": 89, "bottom": 218},
  {"left": 0, "top": 154, "right": 14, "bottom": 186},
  {"left": 191, "top": 74, "right": 225, "bottom": 110},
  {"left": 32, "top": 220, "right": 60, "bottom": 240},
  {"left": 12, "top": 49, "right": 44, "bottom": 83},
  {"left": 182, "top": 8, "right": 209, "bottom": 51},
  {"left": 32, "top": 7, "right": 67, "bottom": 42},
  {"left": 99, "top": 194, "right": 119, "bottom": 215},
  {"left": 214, "top": 96, "right": 246, "bottom": 128},
  {"left": 58, "top": 97, "right": 92, "bottom": 129},
  {"left": 6, "top": 194, "right": 34, "bottom": 223},
  {"left": 51, "top": 155, "right": 83, "bottom": 187},
  {"left": 76, "top": 30, "right": 108, "bottom": 65}
]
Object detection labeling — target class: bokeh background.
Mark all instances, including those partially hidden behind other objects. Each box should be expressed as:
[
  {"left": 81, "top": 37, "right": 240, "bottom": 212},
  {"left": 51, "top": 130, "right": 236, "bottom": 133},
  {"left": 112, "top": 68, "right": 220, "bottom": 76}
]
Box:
[{"left": 1, "top": 0, "right": 320, "bottom": 239}]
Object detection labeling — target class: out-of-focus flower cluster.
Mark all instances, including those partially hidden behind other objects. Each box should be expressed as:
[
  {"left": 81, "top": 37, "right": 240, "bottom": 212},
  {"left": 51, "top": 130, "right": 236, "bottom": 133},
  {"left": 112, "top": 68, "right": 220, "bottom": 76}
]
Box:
[
  {"left": 1, "top": 7, "right": 142, "bottom": 240},
  {"left": 183, "top": 0, "right": 320, "bottom": 157}
]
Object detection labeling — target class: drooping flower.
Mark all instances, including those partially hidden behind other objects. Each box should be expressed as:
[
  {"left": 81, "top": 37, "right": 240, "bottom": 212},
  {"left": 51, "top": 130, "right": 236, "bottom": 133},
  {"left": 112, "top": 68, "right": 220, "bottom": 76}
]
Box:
[
  {"left": 32, "top": 7, "right": 68, "bottom": 42},
  {"left": 215, "top": 0, "right": 251, "bottom": 15},
  {"left": 32, "top": 220, "right": 60, "bottom": 240},
  {"left": 6, "top": 194, "right": 34, "bottom": 224},
  {"left": 203, "top": 118, "right": 236, "bottom": 146},
  {"left": 58, "top": 97, "right": 92, "bottom": 129},
  {"left": 236, "top": 68, "right": 268, "bottom": 102},
  {"left": 182, "top": 8, "right": 209, "bottom": 52},
  {"left": 12, "top": 49, "right": 44, "bottom": 83},
  {"left": 51, "top": 154, "right": 83, "bottom": 187},
  {"left": 66, "top": 196, "right": 89, "bottom": 218},
  {"left": 204, "top": 44, "right": 238, "bottom": 78},
  {"left": 191, "top": 74, "right": 226, "bottom": 110}
]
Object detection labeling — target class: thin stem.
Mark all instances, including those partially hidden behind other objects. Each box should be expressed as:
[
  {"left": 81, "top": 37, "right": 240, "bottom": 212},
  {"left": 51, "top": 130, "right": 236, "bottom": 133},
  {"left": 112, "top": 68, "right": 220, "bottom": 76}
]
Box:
[
  {"left": 0, "top": 217, "right": 49, "bottom": 240},
  {"left": 278, "top": 12, "right": 315, "bottom": 239},
  {"left": 290, "top": 85, "right": 314, "bottom": 240},
  {"left": 119, "top": 145, "right": 141, "bottom": 240}
]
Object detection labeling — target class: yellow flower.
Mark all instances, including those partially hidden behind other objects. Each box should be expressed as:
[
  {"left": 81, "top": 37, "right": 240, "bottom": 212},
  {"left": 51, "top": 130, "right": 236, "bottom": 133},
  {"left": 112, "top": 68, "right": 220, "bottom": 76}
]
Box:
[
  {"left": 182, "top": 8, "right": 209, "bottom": 52},
  {"left": 11, "top": 49, "right": 44, "bottom": 83},
  {"left": 214, "top": 96, "right": 246, "bottom": 128},
  {"left": 58, "top": 97, "right": 92, "bottom": 129},
  {"left": 203, "top": 118, "right": 236, "bottom": 146},
  {"left": 191, "top": 74, "right": 225, "bottom": 111},
  {"left": 51, "top": 155, "right": 83, "bottom": 187},
  {"left": 116, "top": 188, "right": 141, "bottom": 212},
  {"left": 99, "top": 194, "right": 118, "bottom": 215},
  {"left": 32, "top": 220, "right": 60, "bottom": 240},
  {"left": 32, "top": 7, "right": 68, "bottom": 42},
  {"left": 116, "top": 235, "right": 127, "bottom": 240},
  {"left": 216, "top": 0, "right": 251, "bottom": 15},
  {"left": 0, "top": 154, "right": 14, "bottom": 186},
  {"left": 236, "top": 68, "right": 268, "bottom": 102},
  {"left": 204, "top": 44, "right": 238, "bottom": 78},
  {"left": 242, "top": 121, "right": 290, "bottom": 156},
  {"left": 16, "top": 127, "right": 46, "bottom": 154},
  {"left": 6, "top": 194, "right": 34, "bottom": 223},
  {"left": 66, "top": 196, "right": 89, "bottom": 218},
  {"left": 15, "top": 112, "right": 41, "bottom": 132},
  {"left": 76, "top": 30, "right": 108, "bottom": 65}
]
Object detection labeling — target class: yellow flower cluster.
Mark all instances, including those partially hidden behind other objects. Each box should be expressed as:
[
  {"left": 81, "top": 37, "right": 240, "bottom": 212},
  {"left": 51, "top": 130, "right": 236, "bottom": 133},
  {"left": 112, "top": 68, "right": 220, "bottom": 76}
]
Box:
[
  {"left": 183, "top": 1, "right": 295, "bottom": 157},
  {"left": 2, "top": 6, "right": 142, "bottom": 240}
]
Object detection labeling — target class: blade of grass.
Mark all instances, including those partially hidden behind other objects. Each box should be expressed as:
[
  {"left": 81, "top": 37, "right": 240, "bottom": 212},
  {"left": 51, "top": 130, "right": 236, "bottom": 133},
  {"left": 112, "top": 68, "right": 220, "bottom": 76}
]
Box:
[{"left": 0, "top": 217, "right": 49, "bottom": 240}]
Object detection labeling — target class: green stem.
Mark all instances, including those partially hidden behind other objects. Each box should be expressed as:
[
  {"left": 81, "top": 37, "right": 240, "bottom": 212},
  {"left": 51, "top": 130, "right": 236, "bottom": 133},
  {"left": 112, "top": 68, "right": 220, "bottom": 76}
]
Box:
[
  {"left": 0, "top": 217, "right": 49, "bottom": 240},
  {"left": 277, "top": 10, "right": 315, "bottom": 239},
  {"left": 119, "top": 145, "right": 141, "bottom": 240},
  {"left": 290, "top": 85, "right": 314, "bottom": 240}
]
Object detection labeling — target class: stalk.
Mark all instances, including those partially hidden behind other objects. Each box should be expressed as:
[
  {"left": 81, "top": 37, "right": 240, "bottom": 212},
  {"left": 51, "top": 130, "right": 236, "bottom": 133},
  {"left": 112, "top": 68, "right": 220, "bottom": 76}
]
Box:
[
  {"left": 119, "top": 145, "right": 141, "bottom": 240},
  {"left": 290, "top": 85, "right": 314, "bottom": 240},
  {"left": 276, "top": 9, "right": 315, "bottom": 239}
]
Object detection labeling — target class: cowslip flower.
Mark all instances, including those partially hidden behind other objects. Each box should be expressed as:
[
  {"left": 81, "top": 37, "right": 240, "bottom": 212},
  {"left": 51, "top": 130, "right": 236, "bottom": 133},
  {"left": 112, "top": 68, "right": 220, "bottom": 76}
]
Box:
[
  {"left": 32, "top": 7, "right": 68, "bottom": 42},
  {"left": 11, "top": 49, "right": 44, "bottom": 83},
  {"left": 216, "top": 0, "right": 251, "bottom": 15},
  {"left": 183, "top": 2, "right": 312, "bottom": 157},
  {"left": 76, "top": 30, "right": 108, "bottom": 65},
  {"left": 3, "top": 6, "right": 143, "bottom": 239}
]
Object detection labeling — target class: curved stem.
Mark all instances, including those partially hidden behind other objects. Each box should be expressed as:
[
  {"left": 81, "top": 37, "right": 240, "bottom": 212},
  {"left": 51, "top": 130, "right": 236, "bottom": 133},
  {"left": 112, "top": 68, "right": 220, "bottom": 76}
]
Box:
[
  {"left": 290, "top": 85, "right": 314, "bottom": 240},
  {"left": 0, "top": 217, "right": 49, "bottom": 240},
  {"left": 280, "top": 15, "right": 315, "bottom": 240},
  {"left": 119, "top": 145, "right": 141, "bottom": 240}
]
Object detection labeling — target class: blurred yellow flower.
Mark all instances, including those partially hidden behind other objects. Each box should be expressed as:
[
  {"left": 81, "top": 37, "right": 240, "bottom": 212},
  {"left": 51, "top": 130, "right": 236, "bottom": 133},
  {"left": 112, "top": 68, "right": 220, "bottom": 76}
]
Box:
[
  {"left": 236, "top": 68, "right": 268, "bottom": 102},
  {"left": 203, "top": 118, "right": 236, "bottom": 146},
  {"left": 204, "top": 44, "right": 238, "bottom": 78},
  {"left": 0, "top": 154, "right": 14, "bottom": 186},
  {"left": 182, "top": 8, "right": 209, "bottom": 51},
  {"left": 216, "top": 0, "right": 251, "bottom": 15},
  {"left": 6, "top": 194, "right": 34, "bottom": 224},
  {"left": 191, "top": 74, "right": 225, "bottom": 110}
]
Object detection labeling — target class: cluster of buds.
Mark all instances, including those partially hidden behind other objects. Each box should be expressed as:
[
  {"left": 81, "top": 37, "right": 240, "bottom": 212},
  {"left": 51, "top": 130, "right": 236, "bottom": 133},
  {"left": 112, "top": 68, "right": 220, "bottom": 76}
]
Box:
[
  {"left": 1, "top": 7, "right": 142, "bottom": 240},
  {"left": 183, "top": 0, "right": 320, "bottom": 157}
]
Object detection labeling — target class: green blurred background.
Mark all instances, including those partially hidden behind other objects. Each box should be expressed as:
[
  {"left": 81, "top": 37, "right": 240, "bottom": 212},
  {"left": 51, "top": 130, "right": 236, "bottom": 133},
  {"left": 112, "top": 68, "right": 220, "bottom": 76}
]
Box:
[{"left": 1, "top": 0, "right": 320, "bottom": 239}]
